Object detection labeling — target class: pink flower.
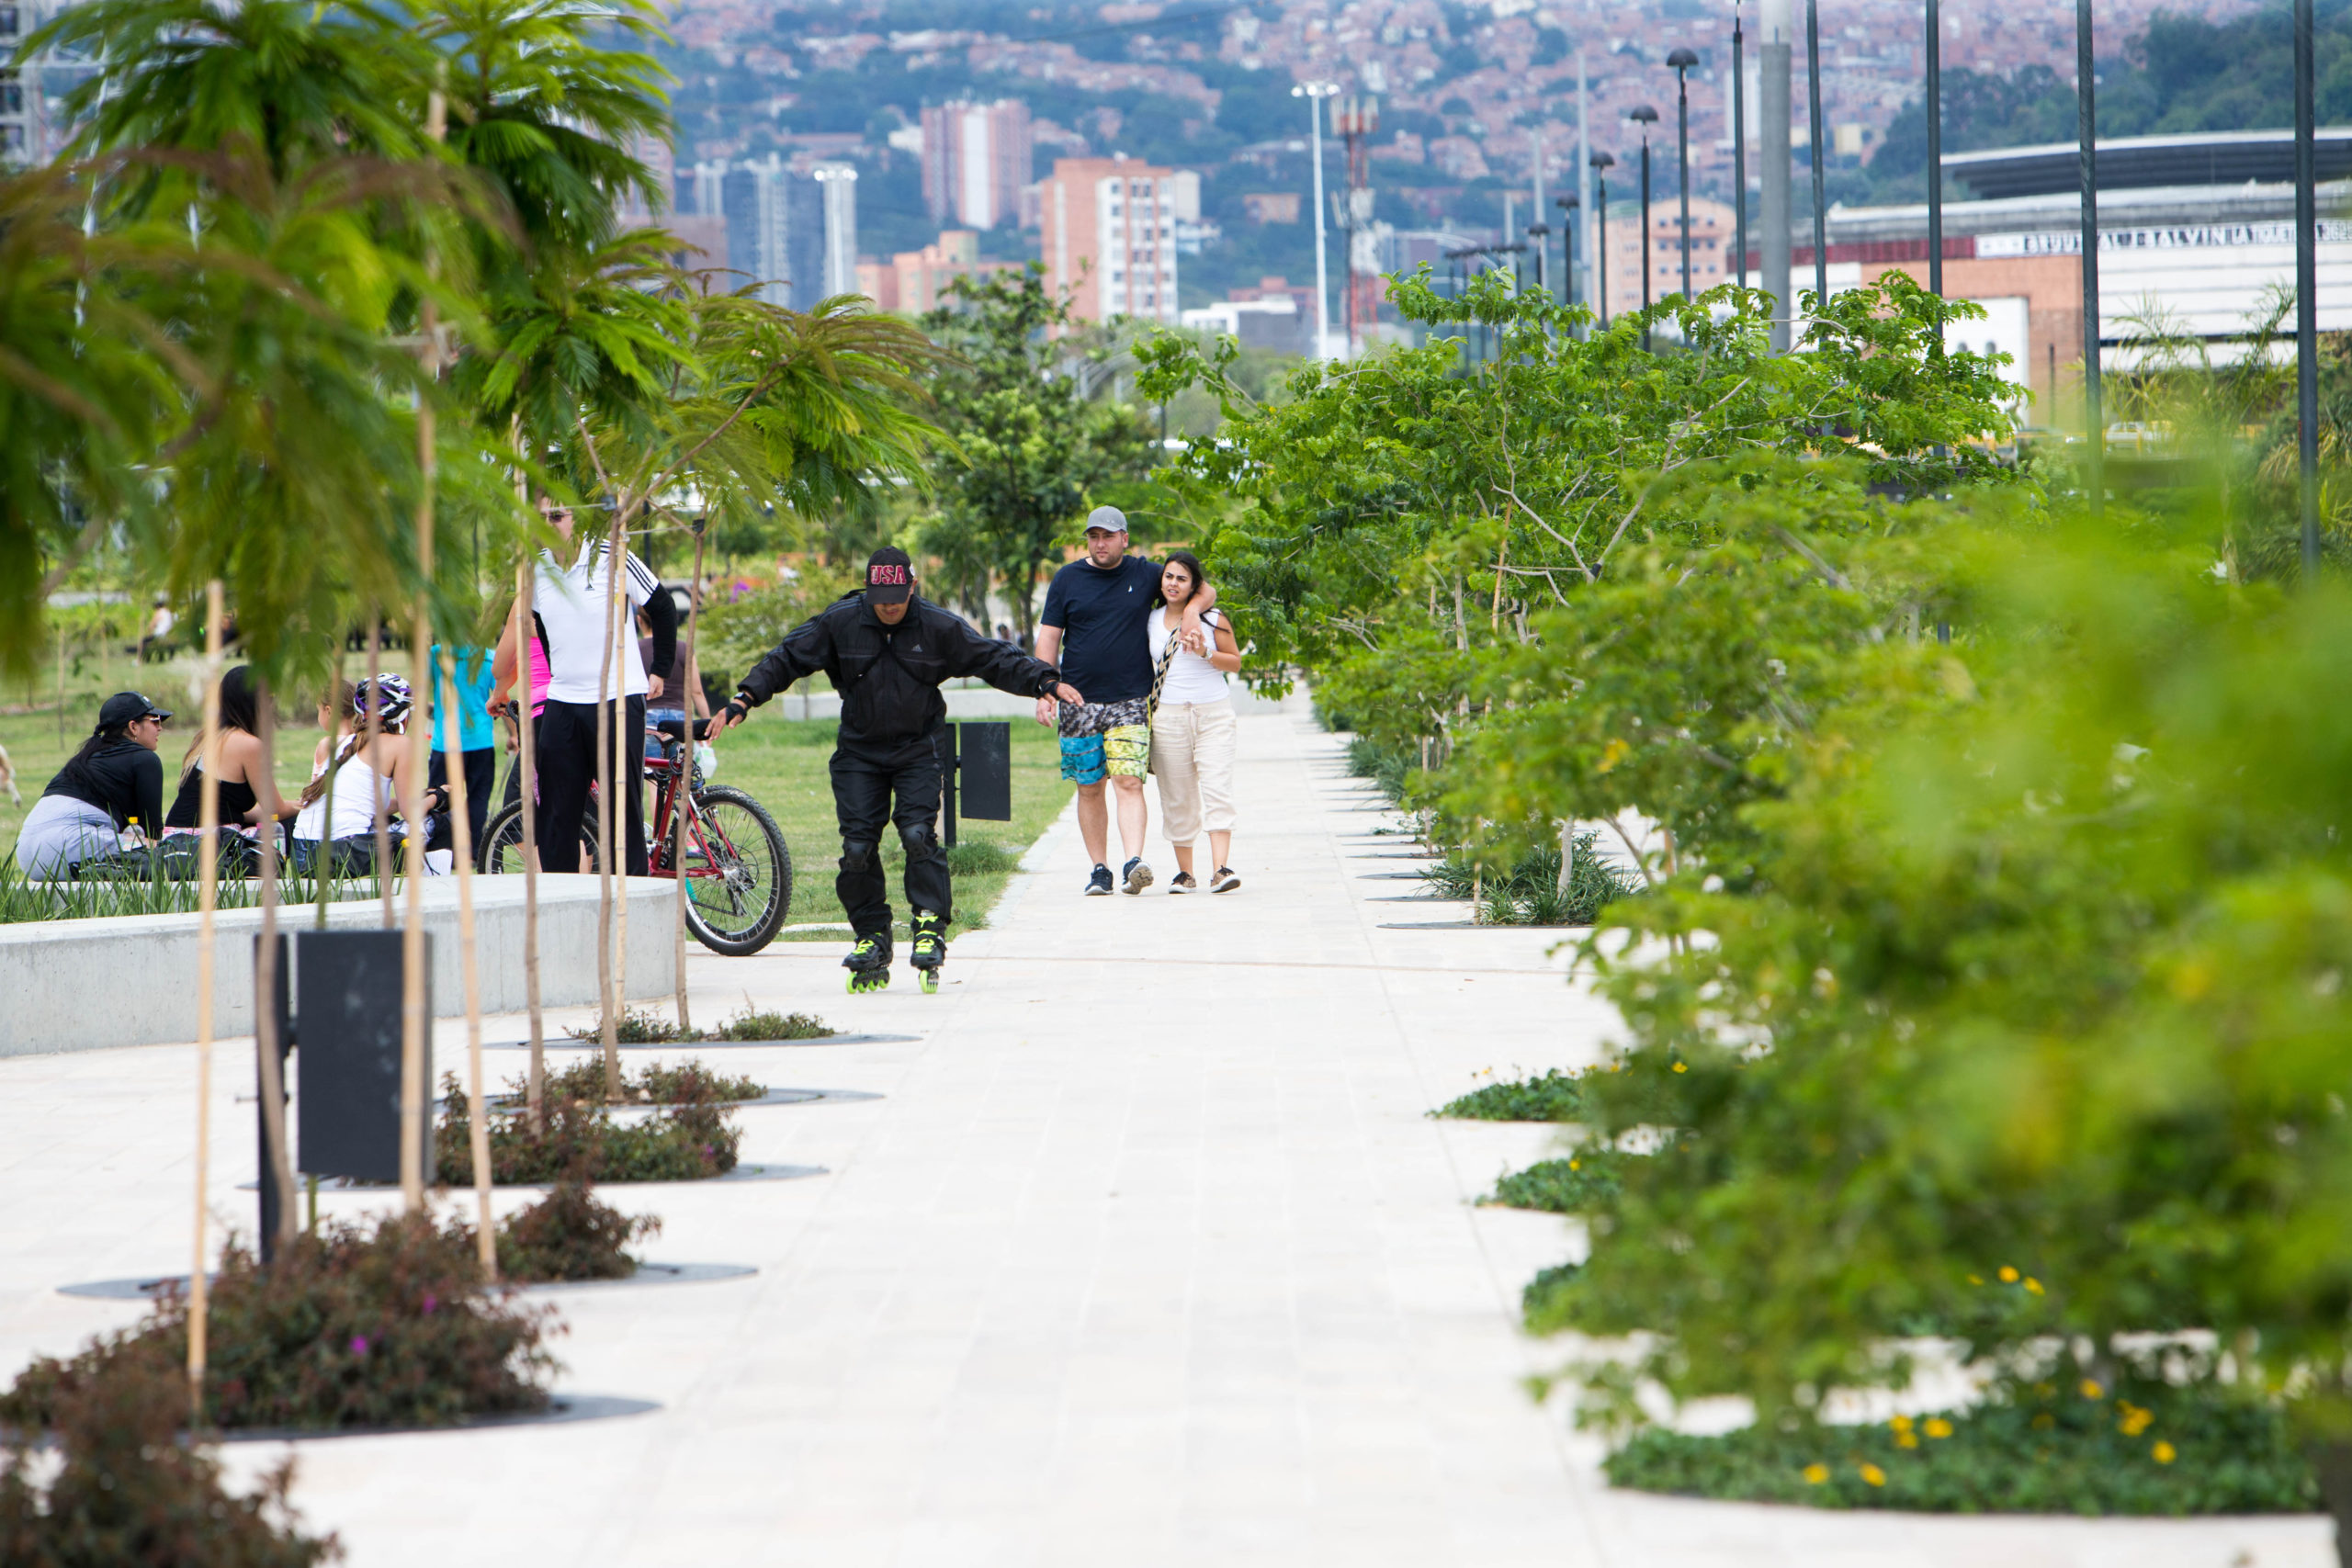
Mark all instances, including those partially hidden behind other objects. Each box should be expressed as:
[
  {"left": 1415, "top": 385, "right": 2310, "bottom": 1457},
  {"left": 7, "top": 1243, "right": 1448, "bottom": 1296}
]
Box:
[
  {"left": 421, "top": 1292, "right": 437, "bottom": 1315},
  {"left": 349, "top": 1335, "right": 369, "bottom": 1357}
]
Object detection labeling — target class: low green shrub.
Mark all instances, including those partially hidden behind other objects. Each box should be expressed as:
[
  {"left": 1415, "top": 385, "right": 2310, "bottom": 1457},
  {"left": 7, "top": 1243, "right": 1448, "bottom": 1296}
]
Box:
[
  {"left": 1521, "top": 1261, "right": 1581, "bottom": 1330},
  {"left": 708, "top": 1008, "right": 833, "bottom": 1042},
  {"left": 436, "top": 1076, "right": 741, "bottom": 1185},
  {"left": 1433, "top": 1069, "right": 1588, "bottom": 1122},
  {"left": 561, "top": 1005, "right": 835, "bottom": 1045},
  {"left": 526, "top": 1058, "right": 761, "bottom": 1106},
  {"left": 562, "top": 1007, "right": 692, "bottom": 1044},
  {"left": 495, "top": 1179, "right": 659, "bottom": 1282},
  {"left": 0, "top": 1213, "right": 555, "bottom": 1434},
  {"left": 944, "top": 839, "right": 1017, "bottom": 875},
  {"left": 1345, "top": 733, "right": 1419, "bottom": 803},
  {"left": 1, "top": 1347, "right": 338, "bottom": 1563},
  {"left": 1422, "top": 834, "right": 1642, "bottom": 925},
  {"left": 1484, "top": 1152, "right": 1625, "bottom": 1213},
  {"left": 1605, "top": 1373, "right": 2316, "bottom": 1516}
]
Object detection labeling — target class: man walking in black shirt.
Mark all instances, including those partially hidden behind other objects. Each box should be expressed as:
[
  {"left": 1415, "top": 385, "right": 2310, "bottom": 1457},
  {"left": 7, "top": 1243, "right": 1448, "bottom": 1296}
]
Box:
[{"left": 709, "top": 547, "right": 1082, "bottom": 991}]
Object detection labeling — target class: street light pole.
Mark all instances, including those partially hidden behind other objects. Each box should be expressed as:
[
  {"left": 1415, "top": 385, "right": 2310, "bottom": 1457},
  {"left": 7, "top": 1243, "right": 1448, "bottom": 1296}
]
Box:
[
  {"left": 1761, "top": 0, "right": 1792, "bottom": 350},
  {"left": 1525, "top": 222, "right": 1550, "bottom": 296},
  {"left": 2299, "top": 0, "right": 2319, "bottom": 575},
  {"left": 1631, "top": 106, "right": 1658, "bottom": 349},
  {"left": 2076, "top": 0, "right": 2101, "bottom": 516},
  {"left": 1591, "top": 152, "right": 1614, "bottom": 327},
  {"left": 1734, "top": 7, "right": 1748, "bottom": 291},
  {"left": 1805, "top": 0, "right": 1826, "bottom": 332},
  {"left": 1556, "top": 195, "right": 1579, "bottom": 309},
  {"left": 1668, "top": 49, "right": 1699, "bottom": 300},
  {"left": 1295, "top": 80, "right": 1340, "bottom": 361},
  {"left": 1927, "top": 0, "right": 1944, "bottom": 299}
]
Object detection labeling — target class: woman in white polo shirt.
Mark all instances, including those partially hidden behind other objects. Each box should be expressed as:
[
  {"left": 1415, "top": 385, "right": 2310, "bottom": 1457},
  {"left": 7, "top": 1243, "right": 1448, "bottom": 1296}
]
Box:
[{"left": 1147, "top": 550, "right": 1242, "bottom": 894}]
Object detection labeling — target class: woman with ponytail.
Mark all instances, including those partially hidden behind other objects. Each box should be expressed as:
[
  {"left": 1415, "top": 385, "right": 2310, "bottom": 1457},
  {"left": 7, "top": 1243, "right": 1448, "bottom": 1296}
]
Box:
[{"left": 289, "top": 674, "right": 451, "bottom": 873}]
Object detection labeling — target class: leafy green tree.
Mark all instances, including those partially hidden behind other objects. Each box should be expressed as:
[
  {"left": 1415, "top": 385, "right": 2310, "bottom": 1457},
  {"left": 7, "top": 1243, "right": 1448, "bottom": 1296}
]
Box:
[{"left": 914, "top": 265, "right": 1156, "bottom": 641}]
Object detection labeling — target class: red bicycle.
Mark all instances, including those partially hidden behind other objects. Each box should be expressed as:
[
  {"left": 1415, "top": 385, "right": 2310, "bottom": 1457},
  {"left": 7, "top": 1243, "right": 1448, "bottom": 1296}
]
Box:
[{"left": 475, "top": 725, "right": 794, "bottom": 956}]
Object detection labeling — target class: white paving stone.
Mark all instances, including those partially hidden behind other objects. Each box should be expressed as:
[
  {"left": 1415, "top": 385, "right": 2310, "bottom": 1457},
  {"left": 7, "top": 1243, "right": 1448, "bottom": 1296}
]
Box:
[{"left": 0, "top": 711, "right": 2331, "bottom": 1566}]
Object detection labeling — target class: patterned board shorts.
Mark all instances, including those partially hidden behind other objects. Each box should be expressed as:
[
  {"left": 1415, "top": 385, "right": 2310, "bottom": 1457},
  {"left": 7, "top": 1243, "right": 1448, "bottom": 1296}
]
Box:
[{"left": 1057, "top": 697, "right": 1150, "bottom": 784}]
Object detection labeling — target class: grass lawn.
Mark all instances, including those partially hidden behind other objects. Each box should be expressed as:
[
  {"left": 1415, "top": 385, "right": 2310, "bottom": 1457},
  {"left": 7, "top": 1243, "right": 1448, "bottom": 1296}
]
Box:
[{"left": 0, "top": 653, "right": 1073, "bottom": 944}]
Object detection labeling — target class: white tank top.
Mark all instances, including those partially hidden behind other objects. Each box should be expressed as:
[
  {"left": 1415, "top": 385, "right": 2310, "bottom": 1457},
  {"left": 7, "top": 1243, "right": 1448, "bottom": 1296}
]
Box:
[
  {"left": 1147, "top": 607, "right": 1231, "bottom": 705},
  {"left": 292, "top": 750, "right": 392, "bottom": 842}
]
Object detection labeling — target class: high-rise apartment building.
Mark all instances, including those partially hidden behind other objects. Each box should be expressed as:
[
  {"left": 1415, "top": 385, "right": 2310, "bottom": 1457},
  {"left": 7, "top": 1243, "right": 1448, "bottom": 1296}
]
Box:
[
  {"left": 0, "top": 1, "right": 35, "bottom": 169},
  {"left": 920, "top": 99, "right": 1031, "bottom": 231},
  {"left": 686, "top": 154, "right": 854, "bottom": 310},
  {"left": 1040, "top": 156, "right": 1180, "bottom": 326}
]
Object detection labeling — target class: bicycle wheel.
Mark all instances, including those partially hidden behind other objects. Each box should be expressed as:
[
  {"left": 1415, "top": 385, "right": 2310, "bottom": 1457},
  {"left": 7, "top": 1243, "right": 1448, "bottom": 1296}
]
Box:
[
  {"left": 476, "top": 800, "right": 600, "bottom": 875},
  {"left": 679, "top": 784, "right": 792, "bottom": 956}
]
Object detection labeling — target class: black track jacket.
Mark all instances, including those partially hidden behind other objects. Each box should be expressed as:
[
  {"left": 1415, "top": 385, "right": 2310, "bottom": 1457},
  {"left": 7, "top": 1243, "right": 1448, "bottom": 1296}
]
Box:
[{"left": 735, "top": 592, "right": 1064, "bottom": 749}]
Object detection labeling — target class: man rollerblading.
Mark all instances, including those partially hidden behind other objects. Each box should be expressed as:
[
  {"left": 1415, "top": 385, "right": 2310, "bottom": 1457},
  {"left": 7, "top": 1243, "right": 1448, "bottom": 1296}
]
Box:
[
  {"left": 843, "top": 931, "right": 893, "bottom": 994},
  {"left": 707, "top": 547, "right": 1082, "bottom": 991},
  {"left": 909, "top": 909, "right": 947, "bottom": 994}
]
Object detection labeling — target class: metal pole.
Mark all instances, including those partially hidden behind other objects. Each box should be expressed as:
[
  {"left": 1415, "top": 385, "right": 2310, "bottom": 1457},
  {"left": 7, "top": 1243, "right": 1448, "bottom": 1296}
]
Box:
[
  {"left": 1306, "top": 86, "right": 1332, "bottom": 360},
  {"left": 1578, "top": 51, "right": 1593, "bottom": 336},
  {"left": 1641, "top": 131, "right": 1654, "bottom": 348},
  {"left": 1927, "top": 0, "right": 1944, "bottom": 299},
  {"left": 1735, "top": 9, "right": 1748, "bottom": 291},
  {"left": 2078, "top": 0, "right": 2102, "bottom": 516},
  {"left": 2298, "top": 0, "right": 2320, "bottom": 576},
  {"left": 1762, "top": 0, "right": 1792, "bottom": 350},
  {"left": 1675, "top": 62, "right": 1694, "bottom": 299},
  {"left": 1806, "top": 0, "right": 1827, "bottom": 333},
  {"left": 1597, "top": 169, "right": 1611, "bottom": 327}
]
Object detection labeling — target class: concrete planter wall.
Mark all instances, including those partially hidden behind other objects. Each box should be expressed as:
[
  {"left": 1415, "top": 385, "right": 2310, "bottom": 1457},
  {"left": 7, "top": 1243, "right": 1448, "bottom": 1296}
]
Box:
[{"left": 0, "top": 876, "right": 676, "bottom": 1057}]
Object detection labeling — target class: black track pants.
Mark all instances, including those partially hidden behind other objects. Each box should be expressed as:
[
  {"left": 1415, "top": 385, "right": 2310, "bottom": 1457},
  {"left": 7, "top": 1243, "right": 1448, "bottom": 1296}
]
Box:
[
  {"left": 831, "top": 732, "right": 951, "bottom": 939},
  {"left": 426, "top": 747, "right": 495, "bottom": 850},
  {"left": 537, "top": 696, "right": 648, "bottom": 876}
]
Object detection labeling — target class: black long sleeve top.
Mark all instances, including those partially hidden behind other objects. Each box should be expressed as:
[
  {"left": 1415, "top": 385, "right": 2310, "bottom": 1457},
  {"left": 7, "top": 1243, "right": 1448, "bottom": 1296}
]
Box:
[
  {"left": 44, "top": 739, "right": 164, "bottom": 834},
  {"left": 735, "top": 593, "right": 1064, "bottom": 748}
]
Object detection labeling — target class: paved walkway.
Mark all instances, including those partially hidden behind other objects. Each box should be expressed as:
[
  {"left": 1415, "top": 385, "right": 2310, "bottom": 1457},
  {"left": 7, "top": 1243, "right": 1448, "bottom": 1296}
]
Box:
[{"left": 0, "top": 710, "right": 2331, "bottom": 1566}]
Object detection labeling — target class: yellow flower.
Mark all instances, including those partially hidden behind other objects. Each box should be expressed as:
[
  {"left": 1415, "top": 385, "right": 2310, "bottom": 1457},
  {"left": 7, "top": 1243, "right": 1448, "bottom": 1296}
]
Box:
[
  {"left": 1568, "top": 1159, "right": 1580, "bottom": 1170},
  {"left": 1802, "top": 1463, "right": 1830, "bottom": 1485},
  {"left": 1890, "top": 1415, "right": 1913, "bottom": 1432},
  {"left": 2119, "top": 1404, "right": 2154, "bottom": 1437},
  {"left": 1672, "top": 1062, "right": 1688, "bottom": 1073},
  {"left": 2024, "top": 1277, "right": 2044, "bottom": 1295},
  {"left": 1924, "top": 1417, "right": 1954, "bottom": 1439},
  {"left": 2153, "top": 1441, "right": 2177, "bottom": 1464},
  {"left": 2079, "top": 1380, "right": 2104, "bottom": 1400},
  {"left": 1895, "top": 1432, "right": 1919, "bottom": 1450},
  {"left": 1997, "top": 1266, "right": 2019, "bottom": 1283},
  {"left": 1598, "top": 737, "right": 1632, "bottom": 773},
  {"left": 1967, "top": 1274, "right": 1984, "bottom": 1286},
  {"left": 1859, "top": 1463, "right": 1887, "bottom": 1486}
]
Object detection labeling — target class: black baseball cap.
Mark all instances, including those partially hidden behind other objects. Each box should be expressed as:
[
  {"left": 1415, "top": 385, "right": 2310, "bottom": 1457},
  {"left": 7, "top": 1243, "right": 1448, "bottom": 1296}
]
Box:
[
  {"left": 98, "top": 691, "right": 171, "bottom": 728},
  {"left": 865, "top": 547, "right": 915, "bottom": 606}
]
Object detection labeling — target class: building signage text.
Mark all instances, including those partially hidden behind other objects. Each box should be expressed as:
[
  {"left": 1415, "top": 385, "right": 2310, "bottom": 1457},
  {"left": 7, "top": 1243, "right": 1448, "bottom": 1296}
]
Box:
[{"left": 1979, "top": 220, "right": 2352, "bottom": 257}]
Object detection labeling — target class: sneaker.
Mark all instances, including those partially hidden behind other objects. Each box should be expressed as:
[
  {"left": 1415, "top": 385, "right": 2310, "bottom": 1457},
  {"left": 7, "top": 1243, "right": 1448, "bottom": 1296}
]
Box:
[
  {"left": 1210, "top": 866, "right": 1241, "bottom": 894},
  {"left": 1121, "top": 856, "right": 1154, "bottom": 895},
  {"left": 1084, "top": 863, "right": 1114, "bottom": 896},
  {"left": 1169, "top": 872, "right": 1198, "bottom": 894}
]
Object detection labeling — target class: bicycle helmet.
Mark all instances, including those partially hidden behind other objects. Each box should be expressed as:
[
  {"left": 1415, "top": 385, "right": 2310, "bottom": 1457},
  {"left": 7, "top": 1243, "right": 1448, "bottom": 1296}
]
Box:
[{"left": 356, "top": 672, "right": 413, "bottom": 728}]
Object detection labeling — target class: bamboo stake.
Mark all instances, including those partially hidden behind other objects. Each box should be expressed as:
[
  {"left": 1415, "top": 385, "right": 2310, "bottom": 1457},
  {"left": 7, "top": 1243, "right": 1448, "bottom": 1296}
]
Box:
[
  {"left": 438, "top": 647, "right": 496, "bottom": 1278},
  {"left": 399, "top": 81, "right": 446, "bottom": 1215},
  {"left": 674, "top": 522, "right": 706, "bottom": 1035},
  {"left": 188, "top": 581, "right": 224, "bottom": 1419},
  {"left": 253, "top": 680, "right": 298, "bottom": 1256},
  {"left": 514, "top": 552, "right": 545, "bottom": 1132},
  {"left": 611, "top": 520, "right": 630, "bottom": 1062},
  {"left": 366, "top": 617, "right": 390, "bottom": 927},
  {"left": 594, "top": 507, "right": 621, "bottom": 1100},
  {"left": 314, "top": 635, "right": 351, "bottom": 931}
]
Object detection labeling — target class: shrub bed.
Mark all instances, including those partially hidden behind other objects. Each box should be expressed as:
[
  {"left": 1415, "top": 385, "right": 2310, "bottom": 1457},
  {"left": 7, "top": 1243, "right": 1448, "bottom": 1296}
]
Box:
[
  {"left": 0, "top": 1213, "right": 555, "bottom": 1434},
  {"left": 436, "top": 1076, "right": 741, "bottom": 1185},
  {"left": 1419, "top": 835, "right": 1641, "bottom": 926},
  {"left": 495, "top": 1179, "right": 660, "bottom": 1282},
  {"left": 1, "top": 1351, "right": 338, "bottom": 1563},
  {"left": 1605, "top": 1375, "right": 2316, "bottom": 1516},
  {"left": 562, "top": 1005, "right": 834, "bottom": 1044},
  {"left": 1434, "top": 1069, "right": 1588, "bottom": 1122},
  {"left": 525, "top": 1057, "right": 761, "bottom": 1107},
  {"left": 1483, "top": 1153, "right": 1624, "bottom": 1213}
]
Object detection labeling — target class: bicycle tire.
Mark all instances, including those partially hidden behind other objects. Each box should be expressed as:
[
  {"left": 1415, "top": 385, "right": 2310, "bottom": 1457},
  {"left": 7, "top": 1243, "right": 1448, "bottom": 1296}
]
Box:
[
  {"left": 676, "top": 784, "right": 792, "bottom": 956},
  {"left": 476, "top": 800, "right": 601, "bottom": 875}
]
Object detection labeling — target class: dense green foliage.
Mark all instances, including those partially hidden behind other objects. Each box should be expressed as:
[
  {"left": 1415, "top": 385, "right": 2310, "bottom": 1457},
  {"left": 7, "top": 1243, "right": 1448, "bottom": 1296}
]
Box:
[
  {"left": 1483, "top": 1153, "right": 1627, "bottom": 1214},
  {"left": 1418, "top": 835, "right": 1641, "bottom": 926},
  {"left": 437, "top": 1075, "right": 741, "bottom": 1184},
  {"left": 560, "top": 1004, "right": 835, "bottom": 1045},
  {"left": 0, "top": 1213, "right": 555, "bottom": 1432},
  {"left": 1607, "top": 1372, "right": 2315, "bottom": 1516},
  {"left": 525, "top": 1057, "right": 761, "bottom": 1107},
  {"left": 1431, "top": 1069, "right": 1589, "bottom": 1123}
]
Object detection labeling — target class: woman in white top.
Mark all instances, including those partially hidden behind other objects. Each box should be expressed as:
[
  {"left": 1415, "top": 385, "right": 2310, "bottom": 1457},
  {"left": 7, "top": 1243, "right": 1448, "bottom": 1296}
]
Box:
[{"left": 1148, "top": 550, "right": 1243, "bottom": 893}]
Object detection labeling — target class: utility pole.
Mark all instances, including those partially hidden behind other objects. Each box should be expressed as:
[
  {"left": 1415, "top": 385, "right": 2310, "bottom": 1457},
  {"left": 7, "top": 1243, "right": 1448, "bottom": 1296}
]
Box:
[
  {"left": 1761, "top": 0, "right": 1792, "bottom": 350},
  {"left": 2077, "top": 0, "right": 2102, "bottom": 516}
]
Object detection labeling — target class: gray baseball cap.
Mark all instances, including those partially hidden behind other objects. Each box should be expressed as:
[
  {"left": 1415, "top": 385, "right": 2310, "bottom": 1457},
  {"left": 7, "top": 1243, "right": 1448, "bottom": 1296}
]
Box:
[{"left": 1084, "top": 505, "right": 1128, "bottom": 535}]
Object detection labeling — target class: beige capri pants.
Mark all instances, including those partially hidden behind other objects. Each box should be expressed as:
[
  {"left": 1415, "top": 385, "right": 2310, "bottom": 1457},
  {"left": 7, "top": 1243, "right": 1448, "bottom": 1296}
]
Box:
[{"left": 1149, "top": 698, "right": 1239, "bottom": 846}]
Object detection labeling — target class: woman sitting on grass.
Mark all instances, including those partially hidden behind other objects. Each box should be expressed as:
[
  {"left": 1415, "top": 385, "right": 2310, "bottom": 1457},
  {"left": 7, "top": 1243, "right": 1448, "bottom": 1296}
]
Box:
[
  {"left": 13, "top": 691, "right": 171, "bottom": 879},
  {"left": 289, "top": 674, "right": 451, "bottom": 874}
]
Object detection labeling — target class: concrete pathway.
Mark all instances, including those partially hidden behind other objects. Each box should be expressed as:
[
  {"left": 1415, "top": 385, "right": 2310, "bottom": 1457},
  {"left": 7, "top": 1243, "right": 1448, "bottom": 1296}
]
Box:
[{"left": 0, "top": 709, "right": 2331, "bottom": 1566}]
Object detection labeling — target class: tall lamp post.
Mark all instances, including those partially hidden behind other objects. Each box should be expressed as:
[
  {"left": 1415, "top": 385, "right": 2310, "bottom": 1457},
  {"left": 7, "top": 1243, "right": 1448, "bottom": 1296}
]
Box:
[
  {"left": 1629, "top": 105, "right": 1659, "bottom": 349},
  {"left": 1734, "top": 6, "right": 1748, "bottom": 291},
  {"left": 1591, "top": 152, "right": 1615, "bottom": 327},
  {"left": 1555, "top": 194, "right": 1579, "bottom": 309},
  {"left": 1805, "top": 0, "right": 1827, "bottom": 331},
  {"left": 1294, "top": 80, "right": 1340, "bottom": 361},
  {"left": 1668, "top": 48, "right": 1699, "bottom": 299},
  {"left": 1926, "top": 0, "right": 1943, "bottom": 299},
  {"left": 2297, "top": 0, "right": 2320, "bottom": 574},
  {"left": 1524, "top": 221, "right": 1551, "bottom": 296},
  {"left": 2076, "top": 0, "right": 2100, "bottom": 515}
]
